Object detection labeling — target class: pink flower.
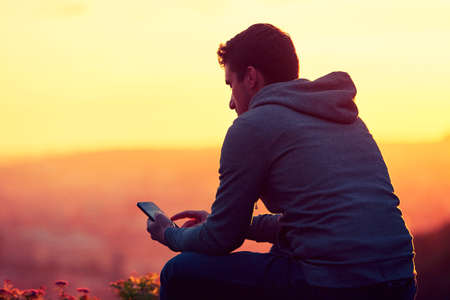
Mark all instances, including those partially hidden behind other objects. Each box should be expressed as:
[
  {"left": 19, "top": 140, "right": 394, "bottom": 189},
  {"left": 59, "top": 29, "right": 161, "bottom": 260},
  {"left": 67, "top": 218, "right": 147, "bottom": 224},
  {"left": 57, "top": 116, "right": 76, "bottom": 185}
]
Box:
[
  {"left": 54, "top": 280, "right": 68, "bottom": 287},
  {"left": 11, "top": 288, "right": 23, "bottom": 296},
  {"left": 0, "top": 288, "right": 12, "bottom": 296},
  {"left": 77, "top": 288, "right": 90, "bottom": 294},
  {"left": 23, "top": 289, "right": 42, "bottom": 298}
]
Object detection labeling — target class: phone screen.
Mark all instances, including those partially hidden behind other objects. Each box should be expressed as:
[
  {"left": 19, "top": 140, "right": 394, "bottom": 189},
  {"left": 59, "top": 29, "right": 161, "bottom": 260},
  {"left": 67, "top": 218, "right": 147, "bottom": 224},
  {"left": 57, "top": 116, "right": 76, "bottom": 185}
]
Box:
[{"left": 137, "top": 201, "right": 179, "bottom": 228}]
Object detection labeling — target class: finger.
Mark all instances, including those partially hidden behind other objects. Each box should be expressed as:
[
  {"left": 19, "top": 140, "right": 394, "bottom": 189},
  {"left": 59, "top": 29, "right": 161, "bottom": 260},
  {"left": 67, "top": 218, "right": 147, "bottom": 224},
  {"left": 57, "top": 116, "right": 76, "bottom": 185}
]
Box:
[
  {"left": 155, "top": 213, "right": 173, "bottom": 228},
  {"left": 171, "top": 210, "right": 203, "bottom": 221},
  {"left": 147, "top": 221, "right": 153, "bottom": 234},
  {"left": 182, "top": 219, "right": 200, "bottom": 228},
  {"left": 154, "top": 212, "right": 166, "bottom": 221}
]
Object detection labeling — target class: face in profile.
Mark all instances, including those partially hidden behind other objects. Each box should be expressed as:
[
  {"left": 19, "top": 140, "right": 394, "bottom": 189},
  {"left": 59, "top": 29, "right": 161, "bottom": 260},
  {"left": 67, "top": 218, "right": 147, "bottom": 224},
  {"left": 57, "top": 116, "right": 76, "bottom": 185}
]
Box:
[{"left": 224, "top": 65, "right": 252, "bottom": 116}]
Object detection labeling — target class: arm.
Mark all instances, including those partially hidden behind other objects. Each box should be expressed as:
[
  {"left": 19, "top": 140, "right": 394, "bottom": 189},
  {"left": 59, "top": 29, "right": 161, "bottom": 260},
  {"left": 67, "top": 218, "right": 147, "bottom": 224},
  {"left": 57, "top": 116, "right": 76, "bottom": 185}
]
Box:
[
  {"left": 247, "top": 214, "right": 281, "bottom": 244},
  {"left": 164, "top": 118, "right": 268, "bottom": 255}
]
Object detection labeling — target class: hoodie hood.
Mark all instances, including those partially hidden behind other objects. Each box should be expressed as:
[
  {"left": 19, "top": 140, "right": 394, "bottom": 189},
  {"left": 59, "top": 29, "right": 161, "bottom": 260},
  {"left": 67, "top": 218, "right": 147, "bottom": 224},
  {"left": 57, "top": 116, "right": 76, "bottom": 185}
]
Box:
[{"left": 249, "top": 71, "right": 358, "bottom": 124}]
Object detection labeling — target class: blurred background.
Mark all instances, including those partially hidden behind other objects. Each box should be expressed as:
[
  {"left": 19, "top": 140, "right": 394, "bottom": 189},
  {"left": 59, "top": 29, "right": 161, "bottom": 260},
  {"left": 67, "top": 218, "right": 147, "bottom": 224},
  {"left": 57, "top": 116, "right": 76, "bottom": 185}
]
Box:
[{"left": 1, "top": 0, "right": 449, "bottom": 299}]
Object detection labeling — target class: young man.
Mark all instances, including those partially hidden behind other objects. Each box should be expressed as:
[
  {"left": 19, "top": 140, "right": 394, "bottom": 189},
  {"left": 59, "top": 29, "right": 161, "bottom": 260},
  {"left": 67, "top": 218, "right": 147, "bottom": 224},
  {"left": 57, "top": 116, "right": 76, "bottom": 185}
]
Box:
[{"left": 147, "top": 23, "right": 417, "bottom": 300}]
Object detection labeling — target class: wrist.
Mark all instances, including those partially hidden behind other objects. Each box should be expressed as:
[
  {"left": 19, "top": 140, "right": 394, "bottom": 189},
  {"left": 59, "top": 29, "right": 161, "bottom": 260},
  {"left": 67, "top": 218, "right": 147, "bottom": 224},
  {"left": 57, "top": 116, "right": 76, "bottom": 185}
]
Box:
[
  {"left": 163, "top": 226, "right": 181, "bottom": 252},
  {"left": 162, "top": 225, "right": 175, "bottom": 246}
]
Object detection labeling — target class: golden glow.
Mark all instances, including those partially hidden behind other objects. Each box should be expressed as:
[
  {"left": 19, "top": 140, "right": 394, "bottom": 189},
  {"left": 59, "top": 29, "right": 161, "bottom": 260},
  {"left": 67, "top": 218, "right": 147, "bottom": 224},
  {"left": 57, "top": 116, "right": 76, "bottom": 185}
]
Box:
[{"left": 1, "top": 0, "right": 450, "bottom": 157}]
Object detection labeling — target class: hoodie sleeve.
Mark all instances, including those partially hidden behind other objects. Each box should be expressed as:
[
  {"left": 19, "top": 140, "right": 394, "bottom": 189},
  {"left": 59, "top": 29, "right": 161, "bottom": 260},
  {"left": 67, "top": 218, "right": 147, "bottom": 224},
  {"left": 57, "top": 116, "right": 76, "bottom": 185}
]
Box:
[
  {"left": 164, "top": 118, "right": 268, "bottom": 255},
  {"left": 246, "top": 214, "right": 281, "bottom": 243}
]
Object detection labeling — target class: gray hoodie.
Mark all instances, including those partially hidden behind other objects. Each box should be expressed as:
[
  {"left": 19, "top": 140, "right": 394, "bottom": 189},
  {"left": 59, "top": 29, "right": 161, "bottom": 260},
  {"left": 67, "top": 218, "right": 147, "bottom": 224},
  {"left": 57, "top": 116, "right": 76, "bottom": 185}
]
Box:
[{"left": 165, "top": 72, "right": 415, "bottom": 287}]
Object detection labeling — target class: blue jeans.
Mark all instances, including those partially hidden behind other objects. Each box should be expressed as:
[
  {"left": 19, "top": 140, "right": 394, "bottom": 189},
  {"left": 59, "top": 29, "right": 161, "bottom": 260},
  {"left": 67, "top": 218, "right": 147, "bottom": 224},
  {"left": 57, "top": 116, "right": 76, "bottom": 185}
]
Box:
[{"left": 160, "top": 251, "right": 417, "bottom": 300}]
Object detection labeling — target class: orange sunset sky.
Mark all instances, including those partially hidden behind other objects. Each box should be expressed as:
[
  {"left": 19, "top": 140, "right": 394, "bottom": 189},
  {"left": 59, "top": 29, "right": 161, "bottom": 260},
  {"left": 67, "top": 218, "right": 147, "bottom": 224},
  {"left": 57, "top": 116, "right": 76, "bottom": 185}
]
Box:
[{"left": 1, "top": 0, "right": 450, "bottom": 158}]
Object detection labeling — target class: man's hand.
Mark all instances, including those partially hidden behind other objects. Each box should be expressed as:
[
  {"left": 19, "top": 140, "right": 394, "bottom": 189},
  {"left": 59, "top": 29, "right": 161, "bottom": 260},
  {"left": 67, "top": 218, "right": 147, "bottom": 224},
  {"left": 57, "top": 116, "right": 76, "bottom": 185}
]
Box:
[
  {"left": 171, "top": 210, "right": 210, "bottom": 228},
  {"left": 147, "top": 213, "right": 174, "bottom": 245}
]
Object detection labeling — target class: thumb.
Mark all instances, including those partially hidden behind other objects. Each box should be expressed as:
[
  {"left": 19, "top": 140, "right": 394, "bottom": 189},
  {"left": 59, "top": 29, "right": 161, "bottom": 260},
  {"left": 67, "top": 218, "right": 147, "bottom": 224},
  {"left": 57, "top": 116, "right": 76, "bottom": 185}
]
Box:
[{"left": 155, "top": 212, "right": 171, "bottom": 227}]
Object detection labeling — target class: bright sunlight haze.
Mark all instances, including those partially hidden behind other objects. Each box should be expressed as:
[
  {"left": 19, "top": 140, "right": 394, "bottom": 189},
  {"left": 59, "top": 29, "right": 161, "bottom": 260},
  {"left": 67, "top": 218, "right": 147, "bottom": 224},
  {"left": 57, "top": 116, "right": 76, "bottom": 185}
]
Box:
[{"left": 1, "top": 0, "right": 449, "bottom": 157}]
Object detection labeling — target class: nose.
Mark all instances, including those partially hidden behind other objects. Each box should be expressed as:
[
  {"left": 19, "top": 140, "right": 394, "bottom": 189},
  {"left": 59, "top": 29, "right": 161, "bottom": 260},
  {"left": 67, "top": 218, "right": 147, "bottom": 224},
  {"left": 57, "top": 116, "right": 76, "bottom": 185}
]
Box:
[{"left": 229, "top": 96, "right": 235, "bottom": 110}]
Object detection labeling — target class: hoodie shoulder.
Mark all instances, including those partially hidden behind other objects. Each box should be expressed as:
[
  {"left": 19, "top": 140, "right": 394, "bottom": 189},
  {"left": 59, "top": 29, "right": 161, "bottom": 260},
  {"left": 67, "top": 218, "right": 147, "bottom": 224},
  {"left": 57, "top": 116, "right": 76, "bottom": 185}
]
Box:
[{"left": 248, "top": 72, "right": 359, "bottom": 124}]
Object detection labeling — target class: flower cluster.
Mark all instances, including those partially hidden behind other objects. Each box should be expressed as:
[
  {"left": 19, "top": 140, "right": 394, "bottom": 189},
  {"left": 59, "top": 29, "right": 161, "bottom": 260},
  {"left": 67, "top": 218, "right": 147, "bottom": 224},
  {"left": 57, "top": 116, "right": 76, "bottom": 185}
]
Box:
[
  {"left": 0, "top": 280, "right": 45, "bottom": 300},
  {"left": 1, "top": 274, "right": 159, "bottom": 300},
  {"left": 54, "top": 281, "right": 97, "bottom": 300},
  {"left": 0, "top": 280, "right": 97, "bottom": 300},
  {"left": 110, "top": 273, "right": 160, "bottom": 300}
]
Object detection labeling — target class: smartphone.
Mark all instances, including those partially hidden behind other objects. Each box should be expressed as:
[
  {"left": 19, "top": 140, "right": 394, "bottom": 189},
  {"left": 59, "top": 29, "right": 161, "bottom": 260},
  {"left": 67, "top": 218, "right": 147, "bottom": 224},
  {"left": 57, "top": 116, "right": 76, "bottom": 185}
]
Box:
[{"left": 137, "top": 201, "right": 179, "bottom": 228}]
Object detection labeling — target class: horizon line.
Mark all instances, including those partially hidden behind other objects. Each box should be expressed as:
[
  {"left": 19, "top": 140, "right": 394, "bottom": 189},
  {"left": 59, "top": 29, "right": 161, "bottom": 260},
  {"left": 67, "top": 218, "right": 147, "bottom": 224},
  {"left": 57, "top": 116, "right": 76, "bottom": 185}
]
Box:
[{"left": 1, "top": 135, "right": 449, "bottom": 165}]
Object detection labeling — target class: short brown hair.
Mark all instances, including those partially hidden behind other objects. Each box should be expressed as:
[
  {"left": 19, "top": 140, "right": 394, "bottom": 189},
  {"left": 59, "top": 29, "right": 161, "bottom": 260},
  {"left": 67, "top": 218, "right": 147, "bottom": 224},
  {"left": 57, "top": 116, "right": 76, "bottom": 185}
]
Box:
[{"left": 217, "top": 23, "right": 299, "bottom": 85}]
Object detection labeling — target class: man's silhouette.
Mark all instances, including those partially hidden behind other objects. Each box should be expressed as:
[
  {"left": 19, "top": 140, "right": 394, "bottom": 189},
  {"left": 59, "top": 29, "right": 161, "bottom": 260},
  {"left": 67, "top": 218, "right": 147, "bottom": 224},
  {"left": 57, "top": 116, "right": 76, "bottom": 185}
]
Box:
[{"left": 147, "top": 23, "right": 417, "bottom": 300}]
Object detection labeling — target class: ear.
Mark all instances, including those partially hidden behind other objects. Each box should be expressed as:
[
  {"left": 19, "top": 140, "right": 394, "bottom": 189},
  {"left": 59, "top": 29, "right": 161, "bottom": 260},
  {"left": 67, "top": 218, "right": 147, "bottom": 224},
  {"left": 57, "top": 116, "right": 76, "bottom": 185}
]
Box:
[
  {"left": 245, "top": 66, "right": 265, "bottom": 91},
  {"left": 245, "top": 66, "right": 258, "bottom": 88}
]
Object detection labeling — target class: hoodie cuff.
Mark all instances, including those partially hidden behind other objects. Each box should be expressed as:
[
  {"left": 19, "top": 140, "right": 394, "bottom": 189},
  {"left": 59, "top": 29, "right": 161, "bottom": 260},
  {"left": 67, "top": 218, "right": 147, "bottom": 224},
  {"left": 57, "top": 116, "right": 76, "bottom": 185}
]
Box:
[{"left": 164, "top": 227, "right": 182, "bottom": 252}]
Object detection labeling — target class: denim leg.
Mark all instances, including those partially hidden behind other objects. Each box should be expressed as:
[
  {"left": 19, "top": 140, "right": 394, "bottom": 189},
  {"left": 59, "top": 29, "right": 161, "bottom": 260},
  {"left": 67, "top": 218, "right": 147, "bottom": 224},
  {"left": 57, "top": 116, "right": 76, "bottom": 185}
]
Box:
[
  {"left": 380, "top": 277, "right": 417, "bottom": 300},
  {"left": 159, "top": 251, "right": 307, "bottom": 300},
  {"left": 309, "top": 277, "right": 417, "bottom": 300}
]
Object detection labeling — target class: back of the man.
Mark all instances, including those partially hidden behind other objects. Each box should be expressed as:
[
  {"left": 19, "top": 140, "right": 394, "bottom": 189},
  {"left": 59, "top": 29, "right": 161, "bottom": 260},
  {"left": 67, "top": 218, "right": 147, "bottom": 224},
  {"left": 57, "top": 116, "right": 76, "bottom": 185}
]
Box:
[
  {"left": 239, "top": 71, "right": 415, "bottom": 287},
  {"left": 147, "top": 23, "right": 417, "bottom": 300}
]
